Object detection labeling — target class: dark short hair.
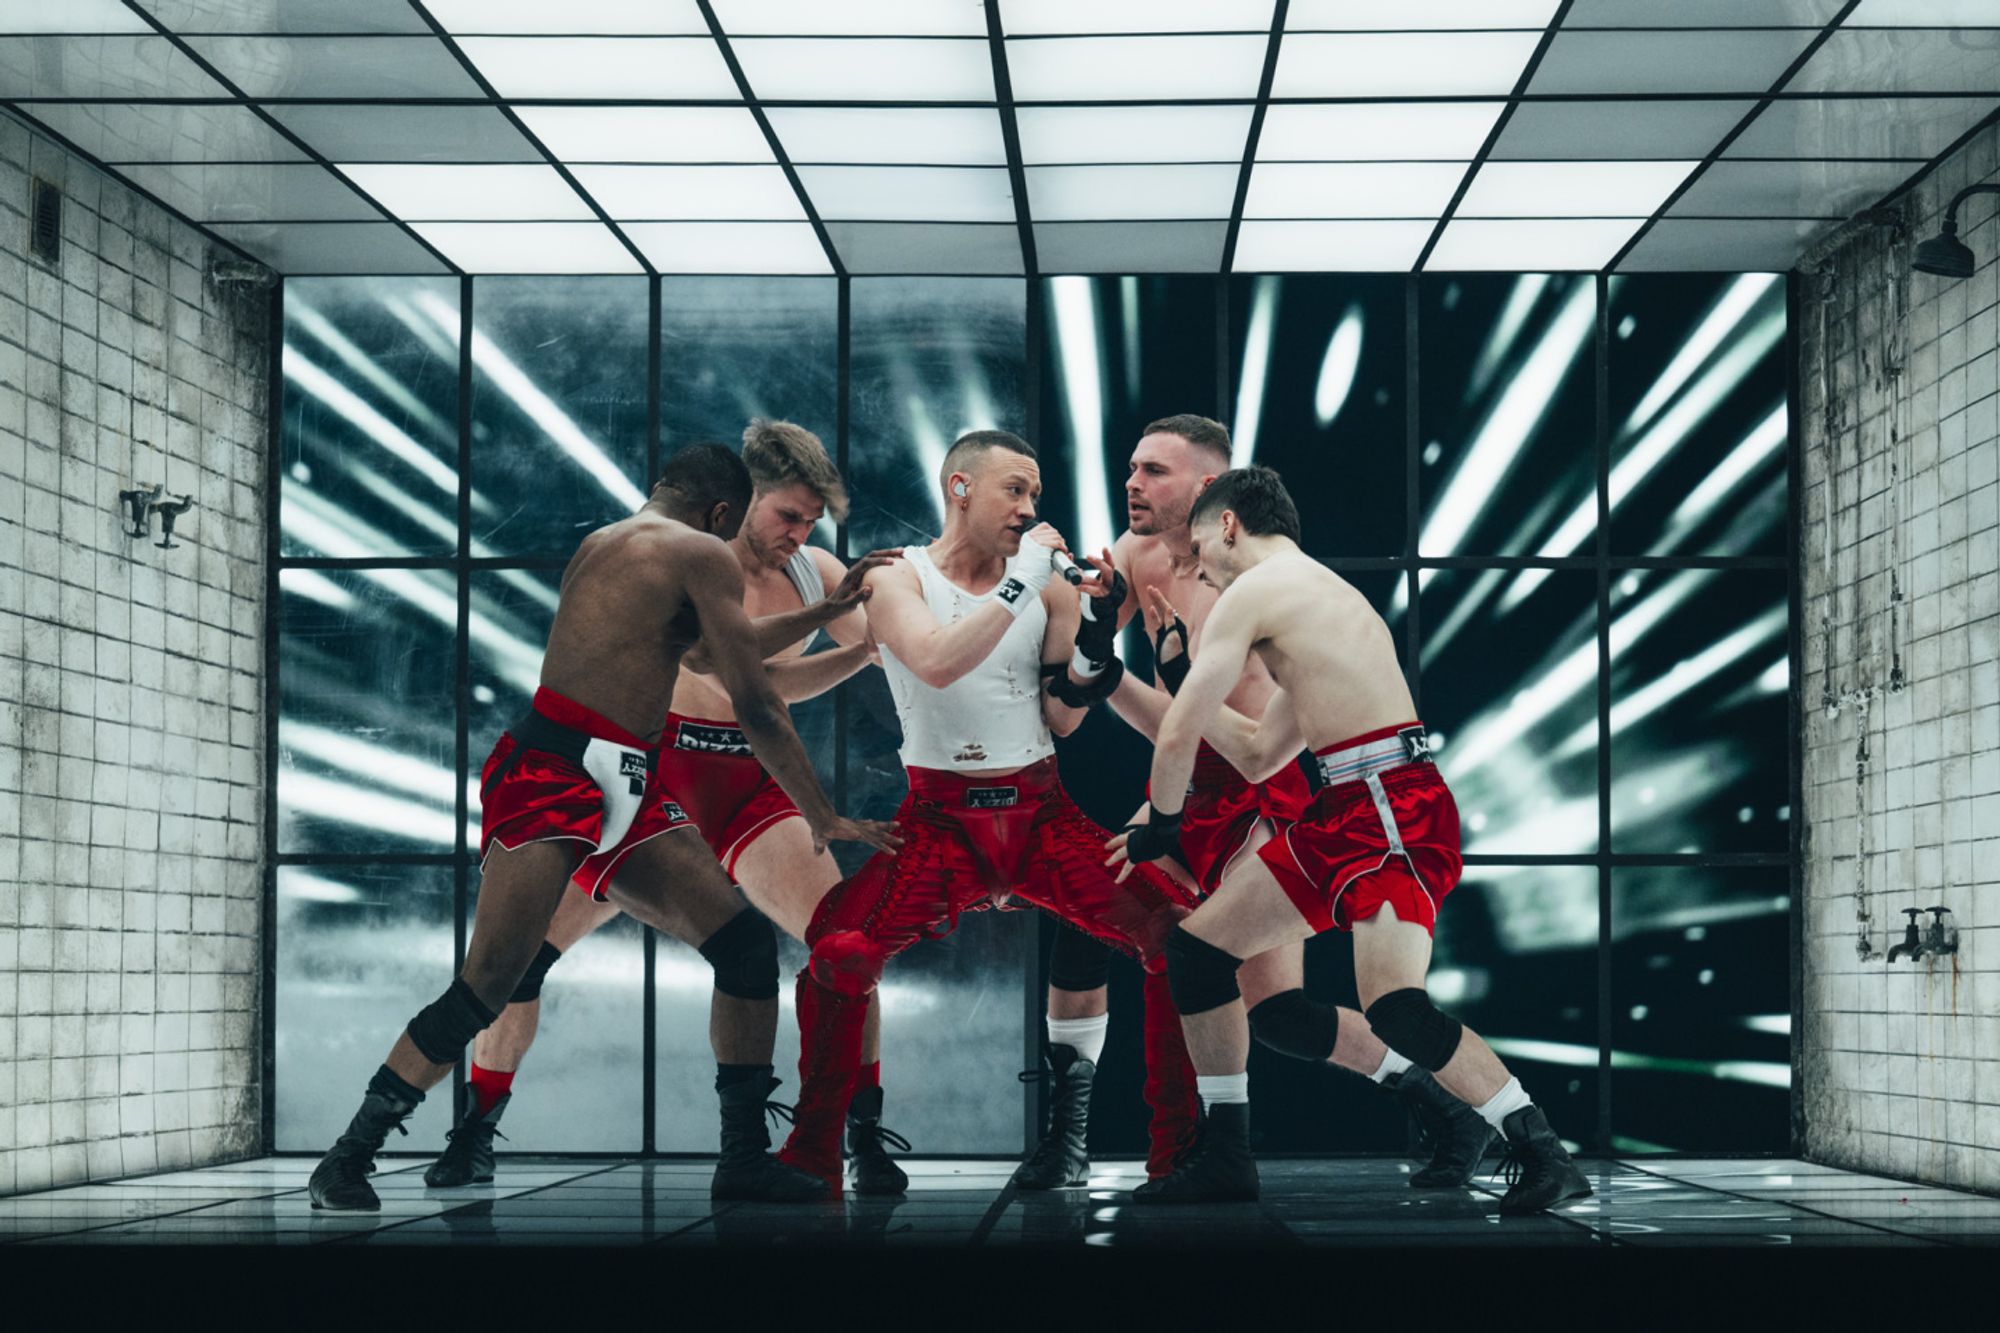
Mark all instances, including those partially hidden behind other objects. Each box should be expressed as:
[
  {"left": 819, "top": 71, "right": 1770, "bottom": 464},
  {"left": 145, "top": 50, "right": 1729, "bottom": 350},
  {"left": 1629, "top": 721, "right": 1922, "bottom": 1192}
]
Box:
[
  {"left": 656, "top": 443, "right": 752, "bottom": 515},
  {"left": 940, "top": 428, "right": 1037, "bottom": 492},
  {"left": 1189, "top": 466, "right": 1301, "bottom": 542},
  {"left": 1143, "top": 413, "right": 1231, "bottom": 465}
]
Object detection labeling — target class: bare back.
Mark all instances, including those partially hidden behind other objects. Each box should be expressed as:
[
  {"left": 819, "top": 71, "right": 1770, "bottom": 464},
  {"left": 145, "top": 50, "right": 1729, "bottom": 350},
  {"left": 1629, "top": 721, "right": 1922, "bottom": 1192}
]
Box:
[
  {"left": 539, "top": 512, "right": 727, "bottom": 743},
  {"left": 1115, "top": 531, "right": 1279, "bottom": 718},
  {"left": 1222, "top": 551, "right": 1415, "bottom": 750}
]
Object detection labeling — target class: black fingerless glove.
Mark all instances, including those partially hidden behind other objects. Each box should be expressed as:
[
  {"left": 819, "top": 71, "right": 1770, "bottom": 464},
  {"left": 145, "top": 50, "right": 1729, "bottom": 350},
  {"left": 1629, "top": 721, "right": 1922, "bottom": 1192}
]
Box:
[
  {"left": 1153, "top": 614, "right": 1189, "bottom": 695},
  {"left": 1122, "top": 805, "right": 1184, "bottom": 867},
  {"left": 1072, "top": 567, "right": 1128, "bottom": 675}
]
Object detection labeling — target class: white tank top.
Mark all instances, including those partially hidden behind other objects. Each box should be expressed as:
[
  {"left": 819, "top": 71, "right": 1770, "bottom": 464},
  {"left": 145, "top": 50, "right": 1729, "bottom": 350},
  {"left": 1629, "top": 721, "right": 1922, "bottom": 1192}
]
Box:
[{"left": 876, "top": 545, "right": 1056, "bottom": 772}]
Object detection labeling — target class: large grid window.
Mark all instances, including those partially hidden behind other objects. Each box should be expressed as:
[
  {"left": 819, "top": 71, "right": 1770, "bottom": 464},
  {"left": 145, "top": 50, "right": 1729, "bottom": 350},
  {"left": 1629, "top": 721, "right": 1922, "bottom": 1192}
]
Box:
[{"left": 274, "top": 271, "right": 1796, "bottom": 1157}]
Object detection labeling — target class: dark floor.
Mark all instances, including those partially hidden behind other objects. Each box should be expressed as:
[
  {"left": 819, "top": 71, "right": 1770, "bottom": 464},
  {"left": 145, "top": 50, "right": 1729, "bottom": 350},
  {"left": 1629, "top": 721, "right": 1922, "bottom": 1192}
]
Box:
[{"left": 3, "top": 1155, "right": 1997, "bottom": 1249}]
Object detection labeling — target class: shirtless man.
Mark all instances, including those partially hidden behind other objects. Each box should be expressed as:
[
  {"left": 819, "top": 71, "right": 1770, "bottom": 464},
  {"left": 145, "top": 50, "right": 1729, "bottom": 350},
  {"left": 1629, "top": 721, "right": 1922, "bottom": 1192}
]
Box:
[
  {"left": 420, "top": 422, "right": 912, "bottom": 1197},
  {"left": 771, "top": 429, "right": 1201, "bottom": 1198},
  {"left": 1109, "top": 466, "right": 1593, "bottom": 1213},
  {"left": 306, "top": 444, "right": 898, "bottom": 1210},
  {"left": 1018, "top": 417, "right": 1491, "bottom": 1191}
]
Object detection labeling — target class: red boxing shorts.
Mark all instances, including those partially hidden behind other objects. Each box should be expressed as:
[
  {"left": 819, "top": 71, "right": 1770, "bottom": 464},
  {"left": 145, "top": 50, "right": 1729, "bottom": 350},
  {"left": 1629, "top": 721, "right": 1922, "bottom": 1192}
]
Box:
[
  {"left": 1157, "top": 741, "right": 1312, "bottom": 896},
  {"left": 1258, "top": 722, "right": 1461, "bottom": 937},
  {"left": 657, "top": 712, "right": 803, "bottom": 875},
  {"left": 478, "top": 687, "right": 697, "bottom": 901}
]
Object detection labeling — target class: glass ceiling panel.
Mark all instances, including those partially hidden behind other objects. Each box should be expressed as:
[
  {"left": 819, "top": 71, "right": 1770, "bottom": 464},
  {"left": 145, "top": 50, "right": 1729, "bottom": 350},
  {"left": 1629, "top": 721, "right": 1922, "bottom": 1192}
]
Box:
[
  {"left": 183, "top": 35, "right": 485, "bottom": 98},
  {"left": 1491, "top": 100, "right": 1754, "bottom": 161},
  {"left": 795, "top": 166, "right": 1017, "bottom": 223},
  {"left": 119, "top": 160, "right": 379, "bottom": 221},
  {"left": 1232, "top": 219, "right": 1433, "bottom": 271},
  {"left": 1561, "top": 0, "right": 1845, "bottom": 23},
  {"left": 1427, "top": 218, "right": 1642, "bottom": 271},
  {"left": 1529, "top": 29, "right": 1818, "bottom": 95},
  {"left": 1457, "top": 161, "right": 1699, "bottom": 218},
  {"left": 712, "top": 0, "right": 989, "bottom": 36},
  {"left": 764, "top": 107, "right": 1008, "bottom": 166},
  {"left": 1788, "top": 29, "right": 2000, "bottom": 96},
  {"left": 1015, "top": 105, "right": 1254, "bottom": 165},
  {"left": 516, "top": 106, "right": 775, "bottom": 164},
  {"left": 568, "top": 165, "right": 807, "bottom": 221},
  {"left": 1257, "top": 103, "right": 1504, "bottom": 161},
  {"left": 1727, "top": 97, "right": 1997, "bottom": 160},
  {"left": 1243, "top": 161, "right": 1466, "bottom": 219},
  {"left": 1288, "top": 0, "right": 1560, "bottom": 28},
  {"left": 453, "top": 36, "right": 742, "bottom": 99},
  {"left": 1007, "top": 35, "right": 1270, "bottom": 101},
  {"left": 135, "top": 1, "right": 433, "bottom": 31},
  {"left": 0, "top": 36, "right": 230, "bottom": 99},
  {"left": 1271, "top": 32, "right": 1542, "bottom": 97},
  {"left": 410, "top": 221, "right": 642, "bottom": 273},
  {"left": 24, "top": 102, "right": 305, "bottom": 163},
  {"left": 208, "top": 220, "right": 450, "bottom": 273},
  {"left": 2, "top": 0, "right": 150, "bottom": 31},
  {"left": 339, "top": 163, "right": 594, "bottom": 221},
  {"left": 271, "top": 104, "right": 542, "bottom": 164},
  {"left": 1025, "top": 164, "right": 1241, "bottom": 221},
  {"left": 1002, "top": 0, "right": 1276, "bottom": 34},
  {"left": 422, "top": 0, "right": 707, "bottom": 34},
  {"left": 1668, "top": 159, "right": 1922, "bottom": 219},
  {"left": 730, "top": 37, "right": 996, "bottom": 101},
  {"left": 620, "top": 221, "right": 831, "bottom": 274},
  {"left": 825, "top": 222, "right": 1022, "bottom": 274}
]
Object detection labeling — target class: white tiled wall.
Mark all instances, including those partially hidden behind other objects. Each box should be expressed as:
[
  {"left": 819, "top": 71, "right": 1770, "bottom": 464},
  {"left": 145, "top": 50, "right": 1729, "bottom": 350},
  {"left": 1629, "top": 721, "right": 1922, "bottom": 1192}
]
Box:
[
  {"left": 1800, "top": 122, "right": 2000, "bottom": 1195},
  {"left": 0, "top": 111, "right": 269, "bottom": 1196}
]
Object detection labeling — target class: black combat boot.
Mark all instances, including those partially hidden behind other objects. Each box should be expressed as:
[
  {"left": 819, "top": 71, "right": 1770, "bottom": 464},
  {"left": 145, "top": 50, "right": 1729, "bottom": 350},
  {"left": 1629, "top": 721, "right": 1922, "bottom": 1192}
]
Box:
[
  {"left": 845, "top": 1085, "right": 911, "bottom": 1196},
  {"left": 1012, "top": 1044, "right": 1095, "bottom": 1190},
  {"left": 1495, "top": 1104, "right": 1594, "bottom": 1214},
  {"left": 711, "top": 1070, "right": 829, "bottom": 1202},
  {"left": 1128, "top": 1101, "right": 1258, "bottom": 1205},
  {"left": 1392, "top": 1067, "right": 1496, "bottom": 1188},
  {"left": 424, "top": 1093, "right": 511, "bottom": 1187},
  {"left": 309, "top": 1072, "right": 421, "bottom": 1211}
]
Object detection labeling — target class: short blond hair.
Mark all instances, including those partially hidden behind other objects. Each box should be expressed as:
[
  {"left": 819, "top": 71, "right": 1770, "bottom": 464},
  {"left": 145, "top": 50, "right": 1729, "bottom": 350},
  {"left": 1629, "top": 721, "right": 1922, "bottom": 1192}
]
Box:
[{"left": 741, "top": 418, "right": 848, "bottom": 523}]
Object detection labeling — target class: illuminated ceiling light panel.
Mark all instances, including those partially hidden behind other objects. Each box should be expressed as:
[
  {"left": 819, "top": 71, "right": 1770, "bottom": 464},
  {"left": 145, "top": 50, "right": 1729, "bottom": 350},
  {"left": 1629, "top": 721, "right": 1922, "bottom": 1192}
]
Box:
[
  {"left": 794, "top": 166, "right": 1016, "bottom": 222},
  {"left": 454, "top": 37, "right": 742, "bottom": 99},
  {"left": 1006, "top": 35, "right": 1271, "bottom": 101},
  {"left": 1456, "top": 161, "right": 1700, "bottom": 218},
  {"left": 1243, "top": 162, "right": 1466, "bottom": 219},
  {"left": 515, "top": 106, "right": 774, "bottom": 163},
  {"left": 1286, "top": 0, "right": 1561, "bottom": 27},
  {"left": 620, "top": 222, "right": 832, "bottom": 274},
  {"left": 1257, "top": 103, "right": 1505, "bottom": 161},
  {"left": 0, "top": 0, "right": 149, "bottom": 30},
  {"left": 422, "top": 0, "right": 707, "bottom": 32},
  {"left": 339, "top": 163, "right": 593, "bottom": 220},
  {"left": 712, "top": 0, "right": 990, "bottom": 35},
  {"left": 764, "top": 107, "right": 1008, "bottom": 166},
  {"left": 1232, "top": 220, "right": 1433, "bottom": 271},
  {"left": 410, "top": 222, "right": 643, "bottom": 273},
  {"left": 1844, "top": 0, "right": 2000, "bottom": 21},
  {"left": 729, "top": 38, "right": 995, "bottom": 101},
  {"left": 1015, "top": 105, "right": 1255, "bottom": 164},
  {"left": 1026, "top": 164, "right": 1241, "bottom": 221},
  {"left": 1271, "top": 32, "right": 1542, "bottom": 97},
  {"left": 569, "top": 165, "right": 806, "bottom": 220},
  {"left": 1426, "top": 218, "right": 1643, "bottom": 271},
  {"left": 1000, "top": 0, "right": 1277, "bottom": 34}
]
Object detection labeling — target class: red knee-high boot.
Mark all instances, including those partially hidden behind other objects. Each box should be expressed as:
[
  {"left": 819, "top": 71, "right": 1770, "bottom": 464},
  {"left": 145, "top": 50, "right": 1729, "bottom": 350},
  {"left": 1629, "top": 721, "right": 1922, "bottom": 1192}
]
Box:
[
  {"left": 777, "top": 967, "right": 868, "bottom": 1196},
  {"left": 1141, "top": 969, "right": 1200, "bottom": 1178}
]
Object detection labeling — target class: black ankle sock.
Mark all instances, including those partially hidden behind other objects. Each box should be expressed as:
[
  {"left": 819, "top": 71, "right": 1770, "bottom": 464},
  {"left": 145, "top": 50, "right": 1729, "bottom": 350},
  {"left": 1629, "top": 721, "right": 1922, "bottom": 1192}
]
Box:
[
  {"left": 368, "top": 1064, "right": 425, "bottom": 1107},
  {"left": 715, "top": 1062, "right": 773, "bottom": 1093}
]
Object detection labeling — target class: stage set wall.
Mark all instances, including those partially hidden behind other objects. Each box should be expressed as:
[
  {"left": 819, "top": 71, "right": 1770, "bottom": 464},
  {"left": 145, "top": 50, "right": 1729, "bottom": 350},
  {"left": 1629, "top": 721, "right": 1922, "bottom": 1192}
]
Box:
[
  {"left": 1798, "top": 119, "right": 2000, "bottom": 1196},
  {"left": 0, "top": 111, "right": 269, "bottom": 1197}
]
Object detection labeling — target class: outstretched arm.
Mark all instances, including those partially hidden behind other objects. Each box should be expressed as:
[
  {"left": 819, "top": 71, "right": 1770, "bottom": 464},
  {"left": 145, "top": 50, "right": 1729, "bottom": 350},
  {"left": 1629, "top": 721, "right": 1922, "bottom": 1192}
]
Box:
[
  {"left": 682, "top": 542, "right": 897, "bottom": 854},
  {"left": 763, "top": 640, "right": 875, "bottom": 703},
  {"left": 1147, "top": 590, "right": 1260, "bottom": 816},
  {"left": 680, "top": 548, "right": 899, "bottom": 671}
]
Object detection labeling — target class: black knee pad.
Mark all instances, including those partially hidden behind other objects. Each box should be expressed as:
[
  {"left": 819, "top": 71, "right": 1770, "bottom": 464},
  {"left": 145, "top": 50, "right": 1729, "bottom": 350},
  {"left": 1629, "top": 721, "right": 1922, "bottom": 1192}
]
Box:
[
  {"left": 1248, "top": 989, "right": 1338, "bottom": 1063},
  {"left": 405, "top": 977, "right": 499, "bottom": 1066},
  {"left": 1164, "top": 925, "right": 1243, "bottom": 1016},
  {"left": 1048, "top": 924, "right": 1114, "bottom": 992},
  {"left": 1364, "top": 987, "right": 1463, "bottom": 1072},
  {"left": 699, "top": 908, "right": 779, "bottom": 1001},
  {"left": 508, "top": 941, "right": 563, "bottom": 1004}
]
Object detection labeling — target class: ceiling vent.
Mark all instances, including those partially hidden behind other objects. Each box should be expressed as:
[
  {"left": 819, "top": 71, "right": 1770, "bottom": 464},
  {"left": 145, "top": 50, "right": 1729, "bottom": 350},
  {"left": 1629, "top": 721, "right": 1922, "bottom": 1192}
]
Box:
[{"left": 30, "top": 177, "right": 61, "bottom": 265}]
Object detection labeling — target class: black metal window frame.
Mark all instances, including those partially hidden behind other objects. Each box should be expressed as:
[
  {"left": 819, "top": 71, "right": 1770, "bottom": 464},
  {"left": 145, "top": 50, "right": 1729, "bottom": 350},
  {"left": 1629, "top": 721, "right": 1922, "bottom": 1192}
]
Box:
[{"left": 262, "top": 268, "right": 1805, "bottom": 1159}]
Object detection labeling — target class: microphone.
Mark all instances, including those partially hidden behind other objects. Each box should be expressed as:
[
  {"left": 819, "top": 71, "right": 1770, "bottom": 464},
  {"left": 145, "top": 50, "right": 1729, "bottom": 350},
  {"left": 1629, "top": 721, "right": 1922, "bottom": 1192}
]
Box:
[{"left": 1050, "top": 549, "right": 1086, "bottom": 586}]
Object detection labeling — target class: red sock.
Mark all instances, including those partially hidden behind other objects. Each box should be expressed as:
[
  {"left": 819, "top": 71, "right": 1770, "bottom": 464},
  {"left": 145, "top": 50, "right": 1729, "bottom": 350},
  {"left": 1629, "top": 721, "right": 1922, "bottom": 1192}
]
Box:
[
  {"left": 468, "top": 1062, "right": 515, "bottom": 1115},
  {"left": 855, "top": 1061, "right": 881, "bottom": 1094}
]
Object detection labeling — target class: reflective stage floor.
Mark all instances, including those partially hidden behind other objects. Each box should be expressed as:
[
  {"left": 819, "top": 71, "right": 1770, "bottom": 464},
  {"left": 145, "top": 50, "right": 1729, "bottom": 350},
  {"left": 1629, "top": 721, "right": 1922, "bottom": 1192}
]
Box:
[{"left": 4, "top": 1155, "right": 1998, "bottom": 1249}]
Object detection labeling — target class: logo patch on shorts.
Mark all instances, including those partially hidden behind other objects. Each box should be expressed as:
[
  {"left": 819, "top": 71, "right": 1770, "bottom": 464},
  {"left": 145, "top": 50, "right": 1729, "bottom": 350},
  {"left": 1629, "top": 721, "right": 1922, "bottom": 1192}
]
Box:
[
  {"left": 676, "top": 721, "right": 754, "bottom": 756},
  {"left": 658, "top": 801, "right": 689, "bottom": 824},
  {"left": 1399, "top": 726, "right": 1433, "bottom": 764},
  {"left": 995, "top": 577, "right": 1027, "bottom": 606},
  {"left": 619, "top": 750, "right": 648, "bottom": 794},
  {"left": 965, "top": 786, "right": 1019, "bottom": 809}
]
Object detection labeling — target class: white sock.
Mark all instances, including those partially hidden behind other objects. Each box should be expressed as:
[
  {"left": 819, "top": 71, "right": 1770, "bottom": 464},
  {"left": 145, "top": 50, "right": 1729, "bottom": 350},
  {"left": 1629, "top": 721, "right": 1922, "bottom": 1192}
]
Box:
[
  {"left": 1046, "top": 1014, "right": 1108, "bottom": 1065},
  {"left": 1473, "top": 1076, "right": 1532, "bottom": 1131},
  {"left": 1369, "top": 1048, "right": 1413, "bottom": 1084},
  {"left": 1196, "top": 1072, "right": 1249, "bottom": 1109}
]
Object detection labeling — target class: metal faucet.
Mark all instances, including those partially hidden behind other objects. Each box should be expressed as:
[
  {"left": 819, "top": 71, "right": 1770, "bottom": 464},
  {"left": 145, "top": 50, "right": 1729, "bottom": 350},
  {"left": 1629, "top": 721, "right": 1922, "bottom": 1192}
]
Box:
[
  {"left": 1923, "top": 906, "right": 1959, "bottom": 958},
  {"left": 1886, "top": 908, "right": 1925, "bottom": 962}
]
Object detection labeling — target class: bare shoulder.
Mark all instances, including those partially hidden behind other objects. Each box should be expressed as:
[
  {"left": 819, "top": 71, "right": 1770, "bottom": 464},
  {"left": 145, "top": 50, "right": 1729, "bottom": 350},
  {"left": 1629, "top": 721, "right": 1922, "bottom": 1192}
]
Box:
[
  {"left": 807, "top": 544, "right": 847, "bottom": 583},
  {"left": 653, "top": 523, "right": 741, "bottom": 590},
  {"left": 864, "top": 555, "right": 920, "bottom": 595}
]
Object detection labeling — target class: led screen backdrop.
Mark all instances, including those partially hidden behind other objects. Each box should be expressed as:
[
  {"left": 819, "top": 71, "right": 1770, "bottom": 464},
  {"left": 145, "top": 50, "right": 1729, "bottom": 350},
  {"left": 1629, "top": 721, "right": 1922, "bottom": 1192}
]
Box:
[{"left": 275, "top": 271, "right": 1794, "bottom": 1157}]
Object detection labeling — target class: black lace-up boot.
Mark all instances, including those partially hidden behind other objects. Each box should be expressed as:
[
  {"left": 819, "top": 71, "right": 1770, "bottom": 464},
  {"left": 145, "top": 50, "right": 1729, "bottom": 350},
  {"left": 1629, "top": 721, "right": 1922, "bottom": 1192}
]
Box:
[
  {"left": 712, "top": 1069, "right": 827, "bottom": 1202},
  {"left": 309, "top": 1069, "right": 422, "bottom": 1211},
  {"left": 424, "top": 1093, "right": 510, "bottom": 1187},
  {"left": 1392, "top": 1067, "right": 1496, "bottom": 1188},
  {"left": 1494, "top": 1105, "right": 1593, "bottom": 1214},
  {"left": 846, "top": 1085, "right": 911, "bottom": 1195},
  {"left": 1012, "top": 1044, "right": 1095, "bottom": 1190}
]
